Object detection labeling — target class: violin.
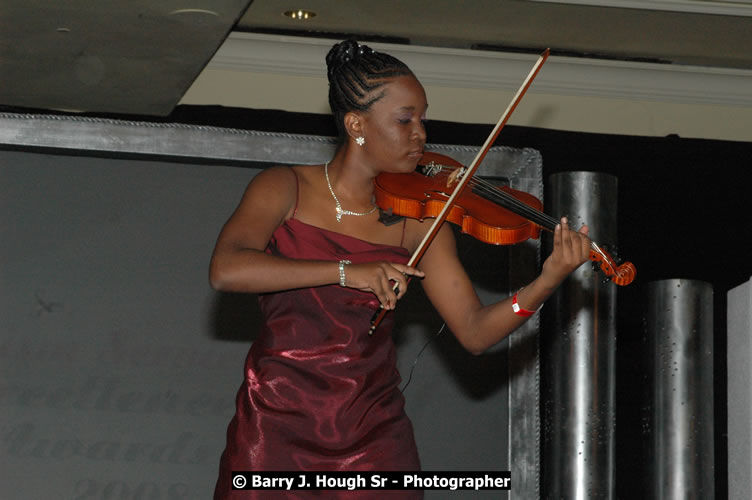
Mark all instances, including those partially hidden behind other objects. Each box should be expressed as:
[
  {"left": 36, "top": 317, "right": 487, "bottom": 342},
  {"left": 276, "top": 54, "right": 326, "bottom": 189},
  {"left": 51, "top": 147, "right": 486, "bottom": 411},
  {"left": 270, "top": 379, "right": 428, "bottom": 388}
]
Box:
[
  {"left": 376, "top": 152, "right": 543, "bottom": 246},
  {"left": 375, "top": 151, "right": 636, "bottom": 286},
  {"left": 369, "top": 49, "right": 634, "bottom": 334}
]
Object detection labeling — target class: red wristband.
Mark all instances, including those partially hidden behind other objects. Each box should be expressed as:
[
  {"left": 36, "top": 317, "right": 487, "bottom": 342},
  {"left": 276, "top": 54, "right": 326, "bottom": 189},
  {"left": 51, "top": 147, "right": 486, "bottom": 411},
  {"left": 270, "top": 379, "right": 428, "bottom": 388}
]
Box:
[{"left": 512, "top": 292, "right": 536, "bottom": 317}]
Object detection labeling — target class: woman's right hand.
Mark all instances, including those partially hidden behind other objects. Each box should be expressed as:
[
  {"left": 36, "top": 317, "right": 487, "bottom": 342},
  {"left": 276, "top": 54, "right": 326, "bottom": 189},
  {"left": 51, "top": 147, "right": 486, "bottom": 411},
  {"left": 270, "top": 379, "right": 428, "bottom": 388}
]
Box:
[{"left": 343, "top": 261, "right": 425, "bottom": 310}]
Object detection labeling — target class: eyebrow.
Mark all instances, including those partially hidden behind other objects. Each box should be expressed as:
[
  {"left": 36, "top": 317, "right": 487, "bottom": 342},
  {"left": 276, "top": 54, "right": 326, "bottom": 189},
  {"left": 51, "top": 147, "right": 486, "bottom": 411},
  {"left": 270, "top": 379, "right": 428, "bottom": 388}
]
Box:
[{"left": 396, "top": 104, "right": 428, "bottom": 113}]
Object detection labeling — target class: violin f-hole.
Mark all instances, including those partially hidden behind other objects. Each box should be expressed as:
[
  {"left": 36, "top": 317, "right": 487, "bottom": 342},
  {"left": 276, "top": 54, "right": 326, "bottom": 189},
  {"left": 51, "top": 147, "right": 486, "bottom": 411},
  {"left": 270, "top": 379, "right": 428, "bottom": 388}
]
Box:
[{"left": 425, "top": 189, "right": 451, "bottom": 200}]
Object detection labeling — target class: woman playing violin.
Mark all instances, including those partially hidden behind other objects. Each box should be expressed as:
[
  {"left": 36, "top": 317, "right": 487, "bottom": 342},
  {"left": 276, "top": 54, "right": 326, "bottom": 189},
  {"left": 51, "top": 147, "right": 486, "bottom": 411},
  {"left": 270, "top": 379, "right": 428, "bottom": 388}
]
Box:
[{"left": 210, "top": 40, "right": 591, "bottom": 499}]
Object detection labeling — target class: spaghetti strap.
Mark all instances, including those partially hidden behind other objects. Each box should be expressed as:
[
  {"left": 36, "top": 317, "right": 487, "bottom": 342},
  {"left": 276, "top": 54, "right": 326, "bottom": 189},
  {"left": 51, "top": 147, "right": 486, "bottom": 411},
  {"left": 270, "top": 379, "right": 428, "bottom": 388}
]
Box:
[{"left": 290, "top": 167, "right": 300, "bottom": 218}]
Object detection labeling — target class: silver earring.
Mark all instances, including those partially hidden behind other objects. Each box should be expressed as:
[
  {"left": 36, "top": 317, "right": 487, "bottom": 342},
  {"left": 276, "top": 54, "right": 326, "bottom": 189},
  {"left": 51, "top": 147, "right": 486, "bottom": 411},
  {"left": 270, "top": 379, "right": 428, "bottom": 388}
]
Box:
[{"left": 355, "top": 136, "right": 365, "bottom": 146}]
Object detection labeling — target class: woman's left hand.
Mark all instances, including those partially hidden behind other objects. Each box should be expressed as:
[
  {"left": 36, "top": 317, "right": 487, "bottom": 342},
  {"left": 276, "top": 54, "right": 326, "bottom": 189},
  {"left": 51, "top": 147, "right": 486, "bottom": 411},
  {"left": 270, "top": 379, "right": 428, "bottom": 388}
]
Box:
[{"left": 540, "top": 217, "right": 591, "bottom": 288}]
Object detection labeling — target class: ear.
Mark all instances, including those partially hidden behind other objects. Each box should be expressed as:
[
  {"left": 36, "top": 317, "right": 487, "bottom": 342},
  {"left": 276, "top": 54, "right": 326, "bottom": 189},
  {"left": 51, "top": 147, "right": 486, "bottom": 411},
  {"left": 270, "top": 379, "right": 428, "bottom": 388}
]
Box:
[{"left": 343, "top": 111, "right": 364, "bottom": 141}]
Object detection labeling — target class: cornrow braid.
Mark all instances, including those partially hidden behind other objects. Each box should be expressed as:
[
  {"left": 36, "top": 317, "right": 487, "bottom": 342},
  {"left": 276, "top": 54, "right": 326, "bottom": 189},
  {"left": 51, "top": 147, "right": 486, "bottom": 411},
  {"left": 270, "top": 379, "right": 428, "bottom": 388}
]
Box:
[{"left": 326, "top": 40, "right": 413, "bottom": 140}]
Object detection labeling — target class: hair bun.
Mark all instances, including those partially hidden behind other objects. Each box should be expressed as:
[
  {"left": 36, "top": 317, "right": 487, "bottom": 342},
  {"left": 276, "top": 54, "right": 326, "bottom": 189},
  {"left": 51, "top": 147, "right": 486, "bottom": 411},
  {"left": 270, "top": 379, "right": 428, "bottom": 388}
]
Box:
[{"left": 326, "top": 40, "right": 373, "bottom": 77}]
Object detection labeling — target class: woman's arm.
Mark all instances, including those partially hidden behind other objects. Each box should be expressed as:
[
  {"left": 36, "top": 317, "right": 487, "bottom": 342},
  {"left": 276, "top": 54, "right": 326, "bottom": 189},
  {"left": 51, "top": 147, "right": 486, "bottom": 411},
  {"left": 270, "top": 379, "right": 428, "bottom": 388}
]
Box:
[
  {"left": 417, "top": 218, "right": 590, "bottom": 355},
  {"left": 209, "top": 167, "right": 340, "bottom": 293},
  {"left": 209, "top": 166, "right": 424, "bottom": 304}
]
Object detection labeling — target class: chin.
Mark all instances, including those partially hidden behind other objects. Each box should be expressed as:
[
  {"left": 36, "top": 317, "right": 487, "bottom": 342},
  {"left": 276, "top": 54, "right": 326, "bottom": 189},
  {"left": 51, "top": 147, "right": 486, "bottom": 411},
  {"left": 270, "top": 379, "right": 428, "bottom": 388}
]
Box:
[
  {"left": 377, "top": 159, "right": 411, "bottom": 174},
  {"left": 399, "top": 159, "right": 420, "bottom": 174}
]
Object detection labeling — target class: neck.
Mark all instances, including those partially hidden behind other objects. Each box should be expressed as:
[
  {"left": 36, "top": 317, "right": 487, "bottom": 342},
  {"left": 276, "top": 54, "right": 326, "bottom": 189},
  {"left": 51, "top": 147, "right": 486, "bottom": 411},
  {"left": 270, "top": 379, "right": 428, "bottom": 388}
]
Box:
[{"left": 327, "top": 151, "right": 378, "bottom": 207}]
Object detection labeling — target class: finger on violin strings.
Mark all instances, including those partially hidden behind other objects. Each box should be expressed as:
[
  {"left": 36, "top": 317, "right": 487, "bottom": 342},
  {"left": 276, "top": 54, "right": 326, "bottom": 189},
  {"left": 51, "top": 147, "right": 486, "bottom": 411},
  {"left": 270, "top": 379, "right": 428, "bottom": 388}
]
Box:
[
  {"left": 560, "top": 228, "right": 590, "bottom": 265},
  {"left": 553, "top": 218, "right": 567, "bottom": 252},
  {"left": 561, "top": 224, "right": 577, "bottom": 252},
  {"left": 560, "top": 217, "right": 582, "bottom": 251},
  {"left": 577, "top": 226, "right": 591, "bottom": 257}
]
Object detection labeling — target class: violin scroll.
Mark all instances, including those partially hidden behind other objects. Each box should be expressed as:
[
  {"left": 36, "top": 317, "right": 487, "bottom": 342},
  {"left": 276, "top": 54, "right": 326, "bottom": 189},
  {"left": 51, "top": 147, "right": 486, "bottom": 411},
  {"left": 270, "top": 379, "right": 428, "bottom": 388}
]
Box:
[{"left": 589, "top": 243, "right": 636, "bottom": 286}]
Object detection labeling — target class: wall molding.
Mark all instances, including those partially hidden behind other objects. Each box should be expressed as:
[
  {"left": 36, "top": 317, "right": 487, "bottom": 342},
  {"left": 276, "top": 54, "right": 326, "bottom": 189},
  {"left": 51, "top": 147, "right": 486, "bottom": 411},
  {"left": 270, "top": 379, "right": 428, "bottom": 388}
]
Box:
[
  {"left": 528, "top": 0, "right": 752, "bottom": 17},
  {"left": 209, "top": 32, "right": 752, "bottom": 108},
  {"left": 0, "top": 111, "right": 534, "bottom": 172}
]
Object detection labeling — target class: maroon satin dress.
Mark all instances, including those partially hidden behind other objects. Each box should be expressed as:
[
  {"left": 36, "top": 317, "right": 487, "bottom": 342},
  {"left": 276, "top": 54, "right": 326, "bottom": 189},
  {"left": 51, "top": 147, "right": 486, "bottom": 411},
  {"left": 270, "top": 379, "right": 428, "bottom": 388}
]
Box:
[{"left": 214, "top": 217, "right": 422, "bottom": 499}]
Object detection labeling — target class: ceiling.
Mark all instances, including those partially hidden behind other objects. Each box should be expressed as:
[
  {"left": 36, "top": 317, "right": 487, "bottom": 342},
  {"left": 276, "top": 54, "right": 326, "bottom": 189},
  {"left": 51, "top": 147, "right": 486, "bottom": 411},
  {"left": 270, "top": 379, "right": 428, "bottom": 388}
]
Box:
[
  {"left": 0, "top": 0, "right": 253, "bottom": 115},
  {"left": 2, "top": 0, "right": 752, "bottom": 117}
]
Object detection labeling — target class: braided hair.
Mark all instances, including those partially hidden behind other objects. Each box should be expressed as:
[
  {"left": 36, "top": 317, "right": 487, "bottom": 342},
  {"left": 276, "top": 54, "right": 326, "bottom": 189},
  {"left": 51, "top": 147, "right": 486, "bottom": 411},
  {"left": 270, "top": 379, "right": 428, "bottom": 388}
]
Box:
[{"left": 326, "top": 40, "right": 413, "bottom": 141}]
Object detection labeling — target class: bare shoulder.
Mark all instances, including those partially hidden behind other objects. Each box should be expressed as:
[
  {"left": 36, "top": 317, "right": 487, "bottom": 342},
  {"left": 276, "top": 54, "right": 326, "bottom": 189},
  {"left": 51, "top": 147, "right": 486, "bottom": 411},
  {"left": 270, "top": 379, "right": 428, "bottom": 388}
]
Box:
[
  {"left": 237, "top": 166, "right": 298, "bottom": 218},
  {"left": 246, "top": 165, "right": 297, "bottom": 195},
  {"left": 216, "top": 166, "right": 300, "bottom": 243},
  {"left": 289, "top": 164, "right": 321, "bottom": 182}
]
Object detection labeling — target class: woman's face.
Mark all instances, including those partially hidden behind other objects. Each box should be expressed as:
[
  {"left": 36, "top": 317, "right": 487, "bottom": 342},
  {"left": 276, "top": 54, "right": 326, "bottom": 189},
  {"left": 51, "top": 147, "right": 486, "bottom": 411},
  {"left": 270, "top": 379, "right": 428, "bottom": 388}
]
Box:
[{"left": 358, "top": 75, "right": 428, "bottom": 173}]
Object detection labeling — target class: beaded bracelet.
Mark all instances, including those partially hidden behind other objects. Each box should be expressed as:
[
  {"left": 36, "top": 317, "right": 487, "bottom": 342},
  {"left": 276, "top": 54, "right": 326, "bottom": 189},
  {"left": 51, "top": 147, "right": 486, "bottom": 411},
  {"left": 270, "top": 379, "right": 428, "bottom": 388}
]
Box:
[
  {"left": 338, "top": 260, "right": 352, "bottom": 287},
  {"left": 512, "top": 292, "right": 537, "bottom": 317}
]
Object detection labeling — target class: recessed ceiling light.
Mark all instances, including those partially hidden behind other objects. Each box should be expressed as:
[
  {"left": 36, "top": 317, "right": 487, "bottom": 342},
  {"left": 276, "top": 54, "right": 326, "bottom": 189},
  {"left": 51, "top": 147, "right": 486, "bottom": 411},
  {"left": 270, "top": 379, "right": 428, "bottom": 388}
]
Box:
[{"left": 283, "top": 9, "right": 317, "bottom": 20}]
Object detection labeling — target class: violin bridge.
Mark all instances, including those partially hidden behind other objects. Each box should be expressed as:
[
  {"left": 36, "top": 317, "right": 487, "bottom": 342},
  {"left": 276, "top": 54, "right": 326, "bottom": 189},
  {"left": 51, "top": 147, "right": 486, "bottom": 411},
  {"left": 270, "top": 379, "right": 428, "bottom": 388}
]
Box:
[
  {"left": 447, "top": 166, "right": 466, "bottom": 188},
  {"left": 418, "top": 161, "right": 466, "bottom": 187}
]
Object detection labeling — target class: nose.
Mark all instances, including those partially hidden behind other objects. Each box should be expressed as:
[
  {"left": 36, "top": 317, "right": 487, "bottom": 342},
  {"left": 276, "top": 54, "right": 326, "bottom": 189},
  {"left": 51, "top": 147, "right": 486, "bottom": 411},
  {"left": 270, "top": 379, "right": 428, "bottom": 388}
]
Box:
[{"left": 412, "top": 120, "right": 427, "bottom": 144}]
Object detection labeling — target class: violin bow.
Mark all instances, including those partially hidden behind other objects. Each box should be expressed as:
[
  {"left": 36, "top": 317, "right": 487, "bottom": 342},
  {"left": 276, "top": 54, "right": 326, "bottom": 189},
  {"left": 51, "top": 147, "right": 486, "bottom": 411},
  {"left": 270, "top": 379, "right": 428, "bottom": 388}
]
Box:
[{"left": 369, "top": 48, "right": 551, "bottom": 334}]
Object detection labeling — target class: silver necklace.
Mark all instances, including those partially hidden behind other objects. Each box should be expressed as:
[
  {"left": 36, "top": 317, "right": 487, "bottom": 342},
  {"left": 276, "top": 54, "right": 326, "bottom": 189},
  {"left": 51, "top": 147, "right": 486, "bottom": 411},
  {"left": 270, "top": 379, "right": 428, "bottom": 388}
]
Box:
[{"left": 324, "top": 162, "right": 378, "bottom": 222}]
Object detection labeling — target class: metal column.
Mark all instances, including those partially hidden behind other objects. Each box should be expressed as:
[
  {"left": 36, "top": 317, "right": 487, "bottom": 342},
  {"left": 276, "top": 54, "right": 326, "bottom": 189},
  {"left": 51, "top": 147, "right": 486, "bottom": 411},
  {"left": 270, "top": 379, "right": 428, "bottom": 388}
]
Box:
[
  {"left": 542, "top": 172, "right": 618, "bottom": 499},
  {"left": 647, "top": 279, "right": 714, "bottom": 499}
]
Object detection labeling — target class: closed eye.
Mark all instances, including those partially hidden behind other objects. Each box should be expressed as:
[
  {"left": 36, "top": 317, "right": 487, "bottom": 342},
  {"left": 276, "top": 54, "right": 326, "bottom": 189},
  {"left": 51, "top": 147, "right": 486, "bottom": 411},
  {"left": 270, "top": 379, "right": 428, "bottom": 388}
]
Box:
[{"left": 398, "top": 117, "right": 428, "bottom": 126}]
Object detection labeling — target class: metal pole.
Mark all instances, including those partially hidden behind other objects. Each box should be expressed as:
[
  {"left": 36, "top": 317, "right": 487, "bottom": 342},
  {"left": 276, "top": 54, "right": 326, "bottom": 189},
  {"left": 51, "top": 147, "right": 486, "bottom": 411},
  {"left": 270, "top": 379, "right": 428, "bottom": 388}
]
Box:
[
  {"left": 647, "top": 279, "right": 714, "bottom": 499},
  {"left": 542, "top": 172, "right": 618, "bottom": 499}
]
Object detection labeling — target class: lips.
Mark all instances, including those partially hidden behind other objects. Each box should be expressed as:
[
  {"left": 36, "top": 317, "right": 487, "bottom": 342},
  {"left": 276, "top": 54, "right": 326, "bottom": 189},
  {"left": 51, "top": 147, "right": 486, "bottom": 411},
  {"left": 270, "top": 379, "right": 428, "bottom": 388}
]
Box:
[{"left": 407, "top": 150, "right": 424, "bottom": 158}]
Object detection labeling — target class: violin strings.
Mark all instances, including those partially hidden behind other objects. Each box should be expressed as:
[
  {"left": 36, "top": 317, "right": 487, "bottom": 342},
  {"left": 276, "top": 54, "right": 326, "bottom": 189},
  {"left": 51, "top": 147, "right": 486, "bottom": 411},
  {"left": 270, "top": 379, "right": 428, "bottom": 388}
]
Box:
[
  {"left": 466, "top": 178, "right": 612, "bottom": 270},
  {"left": 470, "top": 177, "right": 602, "bottom": 252},
  {"left": 419, "top": 165, "right": 633, "bottom": 279},
  {"left": 426, "top": 168, "right": 560, "bottom": 230},
  {"left": 470, "top": 178, "right": 559, "bottom": 229},
  {"left": 424, "top": 167, "right": 606, "bottom": 252}
]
